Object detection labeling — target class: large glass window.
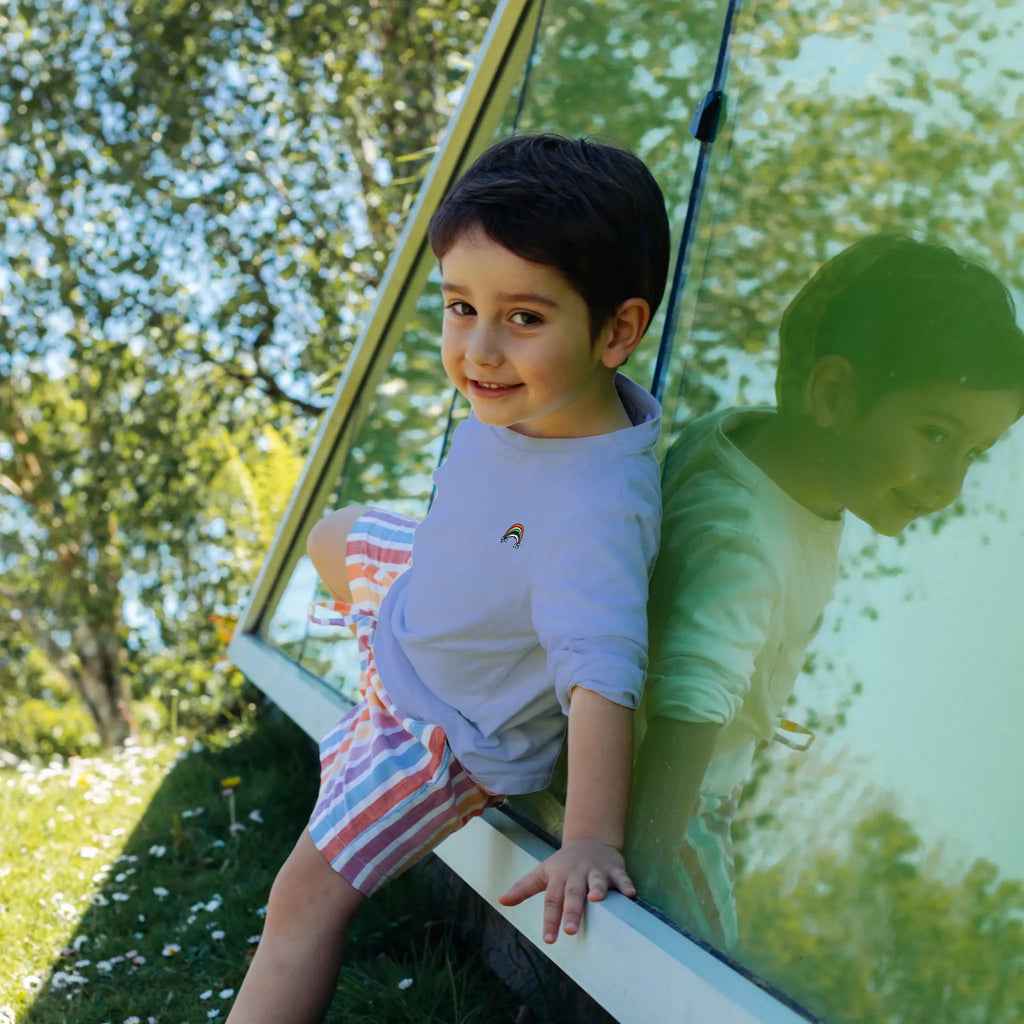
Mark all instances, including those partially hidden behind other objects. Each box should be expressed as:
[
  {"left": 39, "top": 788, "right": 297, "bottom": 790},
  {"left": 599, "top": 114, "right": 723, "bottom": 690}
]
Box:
[
  {"left": 264, "top": 0, "right": 733, "bottom": 695},
  {"left": 635, "top": 2, "right": 1024, "bottom": 1021},
  {"left": 255, "top": 1, "right": 1024, "bottom": 1021}
]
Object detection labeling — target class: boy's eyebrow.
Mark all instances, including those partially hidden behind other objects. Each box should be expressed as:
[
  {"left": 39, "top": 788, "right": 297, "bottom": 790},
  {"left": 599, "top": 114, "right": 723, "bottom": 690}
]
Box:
[
  {"left": 922, "top": 408, "right": 1000, "bottom": 447},
  {"left": 498, "top": 291, "right": 562, "bottom": 309},
  {"left": 921, "top": 409, "right": 968, "bottom": 432},
  {"left": 440, "top": 282, "right": 562, "bottom": 309}
]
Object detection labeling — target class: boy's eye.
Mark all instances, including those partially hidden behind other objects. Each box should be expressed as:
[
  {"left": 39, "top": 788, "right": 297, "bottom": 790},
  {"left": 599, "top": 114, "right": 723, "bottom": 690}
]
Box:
[
  {"left": 920, "top": 426, "right": 949, "bottom": 445},
  {"left": 510, "top": 311, "right": 543, "bottom": 327},
  {"left": 446, "top": 300, "right": 475, "bottom": 317}
]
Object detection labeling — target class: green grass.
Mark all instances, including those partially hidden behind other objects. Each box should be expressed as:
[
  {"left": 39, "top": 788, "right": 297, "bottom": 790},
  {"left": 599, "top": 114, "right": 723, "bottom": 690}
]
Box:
[{"left": 1, "top": 709, "right": 608, "bottom": 1024}]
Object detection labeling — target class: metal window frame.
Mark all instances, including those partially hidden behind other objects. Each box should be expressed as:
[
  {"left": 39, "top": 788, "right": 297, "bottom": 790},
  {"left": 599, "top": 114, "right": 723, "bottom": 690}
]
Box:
[{"left": 228, "top": 2, "right": 813, "bottom": 1020}]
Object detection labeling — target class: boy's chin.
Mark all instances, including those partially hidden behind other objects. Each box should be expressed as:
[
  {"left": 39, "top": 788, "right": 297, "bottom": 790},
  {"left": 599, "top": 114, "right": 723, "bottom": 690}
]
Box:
[
  {"left": 870, "top": 521, "right": 909, "bottom": 538},
  {"left": 851, "top": 503, "right": 917, "bottom": 537}
]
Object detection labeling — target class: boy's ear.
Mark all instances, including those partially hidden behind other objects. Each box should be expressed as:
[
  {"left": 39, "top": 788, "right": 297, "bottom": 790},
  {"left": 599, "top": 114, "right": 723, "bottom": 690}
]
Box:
[
  {"left": 807, "top": 355, "right": 859, "bottom": 428},
  {"left": 598, "top": 298, "right": 651, "bottom": 368}
]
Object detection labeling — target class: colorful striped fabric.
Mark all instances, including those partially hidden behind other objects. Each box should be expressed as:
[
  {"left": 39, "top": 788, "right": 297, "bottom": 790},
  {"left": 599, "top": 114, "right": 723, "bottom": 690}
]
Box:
[
  {"left": 675, "top": 787, "right": 741, "bottom": 949},
  {"left": 307, "top": 509, "right": 498, "bottom": 896}
]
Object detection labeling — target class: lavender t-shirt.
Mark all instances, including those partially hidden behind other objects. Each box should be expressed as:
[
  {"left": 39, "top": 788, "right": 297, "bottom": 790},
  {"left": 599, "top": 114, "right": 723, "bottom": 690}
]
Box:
[{"left": 372, "top": 374, "right": 661, "bottom": 794}]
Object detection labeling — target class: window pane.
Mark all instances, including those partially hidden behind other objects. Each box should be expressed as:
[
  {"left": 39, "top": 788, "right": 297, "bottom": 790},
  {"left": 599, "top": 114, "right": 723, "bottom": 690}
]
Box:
[
  {"left": 258, "top": 1, "right": 1024, "bottom": 1017},
  {"left": 631, "top": 2, "right": 1024, "bottom": 1020},
  {"left": 263, "top": 273, "right": 457, "bottom": 696},
  {"left": 263, "top": 0, "right": 732, "bottom": 696}
]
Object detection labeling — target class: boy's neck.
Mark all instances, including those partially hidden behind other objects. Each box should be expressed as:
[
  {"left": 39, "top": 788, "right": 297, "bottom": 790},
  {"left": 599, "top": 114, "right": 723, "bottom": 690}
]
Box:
[
  {"left": 729, "top": 412, "right": 843, "bottom": 520},
  {"left": 511, "top": 371, "right": 634, "bottom": 438},
  {"left": 601, "top": 383, "right": 634, "bottom": 434}
]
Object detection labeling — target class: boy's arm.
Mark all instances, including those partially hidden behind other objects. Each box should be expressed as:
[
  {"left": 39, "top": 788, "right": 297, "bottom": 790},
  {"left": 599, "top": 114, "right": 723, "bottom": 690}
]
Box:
[
  {"left": 499, "top": 686, "right": 635, "bottom": 944},
  {"left": 624, "top": 716, "right": 720, "bottom": 912}
]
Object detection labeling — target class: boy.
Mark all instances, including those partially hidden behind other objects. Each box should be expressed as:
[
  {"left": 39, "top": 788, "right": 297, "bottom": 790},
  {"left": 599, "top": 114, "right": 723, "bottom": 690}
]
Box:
[
  {"left": 625, "top": 234, "right": 1024, "bottom": 949},
  {"left": 227, "top": 133, "right": 670, "bottom": 1024}
]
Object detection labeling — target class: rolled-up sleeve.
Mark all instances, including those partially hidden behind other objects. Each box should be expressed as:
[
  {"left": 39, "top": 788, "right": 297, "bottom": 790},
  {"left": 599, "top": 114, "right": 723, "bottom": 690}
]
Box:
[
  {"left": 531, "top": 504, "right": 660, "bottom": 716},
  {"left": 644, "top": 512, "right": 779, "bottom": 727}
]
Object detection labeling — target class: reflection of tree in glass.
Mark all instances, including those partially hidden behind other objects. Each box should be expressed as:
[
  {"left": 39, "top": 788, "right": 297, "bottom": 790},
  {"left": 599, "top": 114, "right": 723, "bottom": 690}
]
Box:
[
  {"left": 737, "top": 802, "right": 1024, "bottom": 1024},
  {"left": 669, "top": 0, "right": 1024, "bottom": 431},
  {"left": 511, "top": 0, "right": 724, "bottom": 195},
  {"left": 729, "top": 677, "right": 864, "bottom": 880},
  {"left": 332, "top": 294, "right": 464, "bottom": 511}
]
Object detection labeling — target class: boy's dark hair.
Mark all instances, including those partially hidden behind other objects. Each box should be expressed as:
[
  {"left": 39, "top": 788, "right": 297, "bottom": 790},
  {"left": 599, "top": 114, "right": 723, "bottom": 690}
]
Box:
[
  {"left": 776, "top": 234, "right": 1024, "bottom": 416},
  {"left": 428, "top": 133, "right": 670, "bottom": 337}
]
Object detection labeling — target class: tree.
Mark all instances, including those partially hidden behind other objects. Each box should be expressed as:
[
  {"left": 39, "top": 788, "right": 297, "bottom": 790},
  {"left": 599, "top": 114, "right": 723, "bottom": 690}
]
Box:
[
  {"left": 0, "top": 0, "right": 494, "bottom": 744},
  {"left": 737, "top": 807, "right": 1024, "bottom": 1024}
]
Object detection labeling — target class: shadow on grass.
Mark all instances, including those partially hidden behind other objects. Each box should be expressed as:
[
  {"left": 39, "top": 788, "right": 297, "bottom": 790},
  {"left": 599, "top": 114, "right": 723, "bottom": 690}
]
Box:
[{"left": 21, "top": 710, "right": 612, "bottom": 1024}]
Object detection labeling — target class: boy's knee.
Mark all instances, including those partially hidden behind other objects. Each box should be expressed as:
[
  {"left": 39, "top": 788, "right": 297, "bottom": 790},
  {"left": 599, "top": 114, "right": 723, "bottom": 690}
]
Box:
[
  {"left": 306, "top": 505, "right": 373, "bottom": 601},
  {"left": 268, "top": 842, "right": 319, "bottom": 914},
  {"left": 306, "top": 505, "right": 370, "bottom": 561},
  {"left": 269, "top": 833, "right": 363, "bottom": 925}
]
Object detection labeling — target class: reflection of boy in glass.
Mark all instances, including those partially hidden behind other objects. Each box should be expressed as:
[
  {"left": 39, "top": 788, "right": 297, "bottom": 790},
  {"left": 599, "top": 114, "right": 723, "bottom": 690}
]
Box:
[{"left": 626, "top": 235, "right": 1024, "bottom": 949}]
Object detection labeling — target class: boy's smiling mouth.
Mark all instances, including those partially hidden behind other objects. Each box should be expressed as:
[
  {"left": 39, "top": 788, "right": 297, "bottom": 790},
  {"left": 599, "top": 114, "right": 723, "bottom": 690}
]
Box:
[
  {"left": 893, "top": 490, "right": 934, "bottom": 517},
  {"left": 470, "top": 379, "right": 521, "bottom": 392}
]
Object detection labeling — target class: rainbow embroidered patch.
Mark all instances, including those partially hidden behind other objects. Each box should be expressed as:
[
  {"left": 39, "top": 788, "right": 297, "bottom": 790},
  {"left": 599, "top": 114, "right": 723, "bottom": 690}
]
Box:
[{"left": 500, "top": 523, "right": 524, "bottom": 549}]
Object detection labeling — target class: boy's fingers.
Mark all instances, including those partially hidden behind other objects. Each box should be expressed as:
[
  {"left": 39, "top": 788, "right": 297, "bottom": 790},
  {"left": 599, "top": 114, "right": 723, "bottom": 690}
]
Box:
[
  {"left": 502, "top": 849, "right": 633, "bottom": 942},
  {"left": 558, "top": 879, "right": 588, "bottom": 937},
  {"left": 586, "top": 871, "right": 608, "bottom": 903},
  {"left": 543, "top": 885, "right": 566, "bottom": 943},
  {"left": 608, "top": 867, "right": 636, "bottom": 899},
  {"left": 498, "top": 868, "right": 546, "bottom": 907}
]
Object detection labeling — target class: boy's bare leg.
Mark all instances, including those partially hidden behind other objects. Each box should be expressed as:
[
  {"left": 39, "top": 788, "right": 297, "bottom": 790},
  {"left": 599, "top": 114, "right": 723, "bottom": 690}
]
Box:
[
  {"left": 306, "top": 505, "right": 373, "bottom": 602},
  {"left": 226, "top": 830, "right": 365, "bottom": 1024}
]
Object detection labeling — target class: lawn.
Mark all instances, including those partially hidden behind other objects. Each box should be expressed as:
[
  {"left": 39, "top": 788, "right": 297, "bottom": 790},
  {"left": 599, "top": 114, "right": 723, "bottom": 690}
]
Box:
[{"left": 2, "top": 709, "right": 593, "bottom": 1024}]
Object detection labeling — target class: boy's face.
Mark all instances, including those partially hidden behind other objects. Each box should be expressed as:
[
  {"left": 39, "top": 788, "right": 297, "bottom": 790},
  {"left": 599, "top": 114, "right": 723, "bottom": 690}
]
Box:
[
  {"left": 438, "top": 228, "right": 626, "bottom": 438},
  {"left": 824, "top": 381, "right": 1020, "bottom": 536}
]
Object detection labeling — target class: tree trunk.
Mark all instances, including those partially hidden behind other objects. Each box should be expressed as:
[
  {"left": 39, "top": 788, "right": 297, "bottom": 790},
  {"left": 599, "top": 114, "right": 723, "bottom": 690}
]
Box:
[{"left": 73, "top": 624, "right": 133, "bottom": 748}]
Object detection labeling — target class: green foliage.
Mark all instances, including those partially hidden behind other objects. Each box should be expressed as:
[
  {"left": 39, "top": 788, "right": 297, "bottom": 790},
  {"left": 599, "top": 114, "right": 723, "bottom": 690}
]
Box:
[
  {"left": 214, "top": 425, "right": 308, "bottom": 549},
  {"left": 737, "top": 808, "right": 1024, "bottom": 1023},
  {"left": 663, "top": 0, "right": 1024, "bottom": 427},
  {"left": 1, "top": 698, "right": 101, "bottom": 762},
  {"left": 0, "top": 644, "right": 98, "bottom": 760},
  {"left": 0, "top": 0, "right": 495, "bottom": 741},
  {"left": 1, "top": 711, "right": 591, "bottom": 1024}
]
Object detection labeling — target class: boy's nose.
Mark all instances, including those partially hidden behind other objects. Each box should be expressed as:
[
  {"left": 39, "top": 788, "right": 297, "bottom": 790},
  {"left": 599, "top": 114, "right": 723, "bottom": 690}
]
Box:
[
  {"left": 465, "top": 324, "right": 504, "bottom": 367},
  {"left": 924, "top": 458, "right": 968, "bottom": 510}
]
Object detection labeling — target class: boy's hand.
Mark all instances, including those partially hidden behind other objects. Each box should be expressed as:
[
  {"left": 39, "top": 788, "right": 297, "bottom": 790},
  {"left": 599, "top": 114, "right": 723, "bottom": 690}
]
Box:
[{"left": 498, "top": 838, "right": 636, "bottom": 944}]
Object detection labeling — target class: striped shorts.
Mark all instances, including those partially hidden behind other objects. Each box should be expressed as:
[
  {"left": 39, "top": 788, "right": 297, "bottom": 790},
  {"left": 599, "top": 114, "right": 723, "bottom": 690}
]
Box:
[
  {"left": 307, "top": 508, "right": 500, "bottom": 896},
  {"left": 675, "top": 787, "right": 741, "bottom": 949}
]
